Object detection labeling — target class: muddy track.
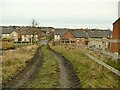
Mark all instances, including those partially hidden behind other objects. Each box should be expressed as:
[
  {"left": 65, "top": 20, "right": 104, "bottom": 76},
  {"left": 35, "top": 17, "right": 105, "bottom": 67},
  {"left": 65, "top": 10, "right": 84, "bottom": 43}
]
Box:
[
  {"left": 49, "top": 46, "right": 81, "bottom": 88},
  {"left": 2, "top": 46, "right": 43, "bottom": 88}
]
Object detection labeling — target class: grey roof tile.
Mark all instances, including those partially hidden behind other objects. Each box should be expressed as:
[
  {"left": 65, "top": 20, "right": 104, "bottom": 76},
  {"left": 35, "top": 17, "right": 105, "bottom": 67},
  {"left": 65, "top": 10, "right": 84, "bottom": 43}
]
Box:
[
  {"left": 87, "top": 30, "right": 111, "bottom": 38},
  {"left": 54, "top": 29, "right": 69, "bottom": 37},
  {"left": 70, "top": 30, "right": 87, "bottom": 38},
  {"left": 2, "top": 28, "right": 19, "bottom": 34}
]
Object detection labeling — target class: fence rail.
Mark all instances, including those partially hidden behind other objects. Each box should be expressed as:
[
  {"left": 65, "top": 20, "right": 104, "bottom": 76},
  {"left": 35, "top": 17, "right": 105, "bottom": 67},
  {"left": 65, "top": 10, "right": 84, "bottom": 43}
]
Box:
[{"left": 86, "top": 53, "right": 120, "bottom": 76}]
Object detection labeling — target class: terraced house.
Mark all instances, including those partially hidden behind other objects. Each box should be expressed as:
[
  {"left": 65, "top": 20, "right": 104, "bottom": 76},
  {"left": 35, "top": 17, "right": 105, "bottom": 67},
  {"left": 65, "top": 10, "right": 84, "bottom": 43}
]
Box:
[
  {"left": 21, "top": 30, "right": 38, "bottom": 42},
  {"left": 1, "top": 27, "right": 38, "bottom": 42},
  {"left": 54, "top": 29, "right": 111, "bottom": 50}
]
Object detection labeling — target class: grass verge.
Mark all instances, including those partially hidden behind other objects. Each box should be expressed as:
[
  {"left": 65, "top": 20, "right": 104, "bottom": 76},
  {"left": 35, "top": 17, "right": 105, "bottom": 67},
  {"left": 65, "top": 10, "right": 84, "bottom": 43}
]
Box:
[
  {"left": 2, "top": 45, "right": 39, "bottom": 83},
  {"left": 27, "top": 45, "right": 59, "bottom": 88},
  {"left": 50, "top": 45, "right": 120, "bottom": 88},
  {"left": 87, "top": 49, "right": 119, "bottom": 70}
]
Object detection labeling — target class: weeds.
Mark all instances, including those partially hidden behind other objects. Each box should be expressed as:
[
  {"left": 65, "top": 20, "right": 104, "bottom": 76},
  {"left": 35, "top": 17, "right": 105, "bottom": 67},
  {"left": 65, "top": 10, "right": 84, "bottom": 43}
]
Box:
[{"left": 2, "top": 45, "right": 39, "bottom": 83}]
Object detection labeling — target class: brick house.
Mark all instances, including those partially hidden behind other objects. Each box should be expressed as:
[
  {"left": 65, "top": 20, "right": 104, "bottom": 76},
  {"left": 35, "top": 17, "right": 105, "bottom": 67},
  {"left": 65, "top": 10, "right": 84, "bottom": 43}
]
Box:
[
  {"left": 110, "top": 18, "right": 120, "bottom": 54},
  {"left": 54, "top": 30, "right": 68, "bottom": 41},
  {"left": 54, "top": 29, "right": 87, "bottom": 46},
  {"left": 62, "top": 30, "right": 87, "bottom": 45}
]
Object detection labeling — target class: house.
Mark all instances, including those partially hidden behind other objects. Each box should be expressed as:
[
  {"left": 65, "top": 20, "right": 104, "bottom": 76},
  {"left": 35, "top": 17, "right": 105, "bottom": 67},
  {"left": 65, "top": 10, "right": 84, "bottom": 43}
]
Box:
[
  {"left": 1, "top": 27, "right": 39, "bottom": 43},
  {"left": 69, "top": 30, "right": 87, "bottom": 46},
  {"left": 21, "top": 30, "right": 38, "bottom": 42},
  {"left": 61, "top": 30, "right": 87, "bottom": 45},
  {"left": 109, "top": 18, "right": 120, "bottom": 54},
  {"left": 87, "top": 30, "right": 111, "bottom": 50},
  {"left": 2, "top": 28, "right": 20, "bottom": 41},
  {"left": 54, "top": 29, "right": 68, "bottom": 41},
  {"left": 54, "top": 29, "right": 87, "bottom": 46}
]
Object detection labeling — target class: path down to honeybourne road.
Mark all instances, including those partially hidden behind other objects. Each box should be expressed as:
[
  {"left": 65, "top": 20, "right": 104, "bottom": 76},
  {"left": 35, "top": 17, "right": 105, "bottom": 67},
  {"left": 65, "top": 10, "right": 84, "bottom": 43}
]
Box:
[
  {"left": 49, "top": 46, "right": 81, "bottom": 88},
  {"left": 2, "top": 46, "right": 43, "bottom": 88}
]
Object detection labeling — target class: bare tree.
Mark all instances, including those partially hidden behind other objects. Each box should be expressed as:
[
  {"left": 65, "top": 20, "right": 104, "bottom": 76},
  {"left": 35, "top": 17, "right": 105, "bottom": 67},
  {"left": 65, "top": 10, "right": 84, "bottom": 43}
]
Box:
[
  {"left": 21, "top": 19, "right": 42, "bottom": 44},
  {"left": 31, "top": 19, "right": 38, "bottom": 44}
]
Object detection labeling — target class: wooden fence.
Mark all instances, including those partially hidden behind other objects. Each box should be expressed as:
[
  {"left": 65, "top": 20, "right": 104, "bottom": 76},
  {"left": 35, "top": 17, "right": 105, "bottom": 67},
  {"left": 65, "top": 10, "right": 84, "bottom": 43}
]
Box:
[{"left": 86, "top": 53, "right": 120, "bottom": 76}]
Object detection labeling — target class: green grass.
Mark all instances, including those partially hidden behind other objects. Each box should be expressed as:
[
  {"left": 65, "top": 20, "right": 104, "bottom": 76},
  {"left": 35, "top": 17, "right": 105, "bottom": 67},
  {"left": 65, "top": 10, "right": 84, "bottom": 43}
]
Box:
[
  {"left": 27, "top": 45, "right": 59, "bottom": 88},
  {"left": 50, "top": 45, "right": 120, "bottom": 88},
  {"left": 107, "top": 59, "right": 119, "bottom": 70}
]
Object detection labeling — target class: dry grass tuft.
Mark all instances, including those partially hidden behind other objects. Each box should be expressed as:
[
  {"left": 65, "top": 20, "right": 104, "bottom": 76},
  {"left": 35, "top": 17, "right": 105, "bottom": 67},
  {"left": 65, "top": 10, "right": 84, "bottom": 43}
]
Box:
[{"left": 2, "top": 45, "right": 39, "bottom": 83}]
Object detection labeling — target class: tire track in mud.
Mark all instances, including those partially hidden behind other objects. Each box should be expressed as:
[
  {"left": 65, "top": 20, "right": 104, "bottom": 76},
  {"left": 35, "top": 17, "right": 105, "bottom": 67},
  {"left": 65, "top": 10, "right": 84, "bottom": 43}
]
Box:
[
  {"left": 2, "top": 46, "right": 43, "bottom": 88},
  {"left": 49, "top": 46, "right": 81, "bottom": 88}
]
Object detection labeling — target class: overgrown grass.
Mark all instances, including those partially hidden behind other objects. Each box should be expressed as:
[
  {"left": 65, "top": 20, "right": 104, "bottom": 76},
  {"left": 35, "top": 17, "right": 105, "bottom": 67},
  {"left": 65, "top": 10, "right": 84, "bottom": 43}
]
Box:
[
  {"left": 2, "top": 41, "right": 14, "bottom": 50},
  {"left": 60, "top": 45, "right": 119, "bottom": 70},
  {"left": 87, "top": 49, "right": 119, "bottom": 70},
  {"left": 50, "top": 45, "right": 120, "bottom": 88},
  {"left": 27, "top": 45, "right": 59, "bottom": 88},
  {"left": 2, "top": 45, "right": 39, "bottom": 83}
]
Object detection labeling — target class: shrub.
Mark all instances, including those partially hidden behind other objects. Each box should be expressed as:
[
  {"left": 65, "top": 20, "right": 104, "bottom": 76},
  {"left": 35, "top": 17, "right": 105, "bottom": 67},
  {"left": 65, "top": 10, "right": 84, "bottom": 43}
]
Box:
[{"left": 2, "top": 38, "right": 14, "bottom": 50}]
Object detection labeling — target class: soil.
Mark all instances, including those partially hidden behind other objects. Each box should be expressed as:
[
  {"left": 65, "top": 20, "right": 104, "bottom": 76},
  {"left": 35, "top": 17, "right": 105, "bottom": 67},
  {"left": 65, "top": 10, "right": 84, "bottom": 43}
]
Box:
[
  {"left": 49, "top": 47, "right": 81, "bottom": 88},
  {"left": 2, "top": 46, "right": 43, "bottom": 88}
]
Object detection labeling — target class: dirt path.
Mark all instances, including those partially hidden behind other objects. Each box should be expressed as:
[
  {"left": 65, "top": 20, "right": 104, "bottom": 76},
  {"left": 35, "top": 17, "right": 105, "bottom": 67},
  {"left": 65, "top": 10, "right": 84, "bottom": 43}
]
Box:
[
  {"left": 49, "top": 47, "right": 81, "bottom": 88},
  {"left": 3, "top": 45, "right": 81, "bottom": 88},
  {"left": 2, "top": 46, "right": 43, "bottom": 88}
]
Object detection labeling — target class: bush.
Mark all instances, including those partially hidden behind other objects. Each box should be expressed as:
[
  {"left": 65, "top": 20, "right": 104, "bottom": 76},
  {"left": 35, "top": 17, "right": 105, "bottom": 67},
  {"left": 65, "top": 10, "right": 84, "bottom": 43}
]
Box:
[{"left": 2, "top": 38, "right": 14, "bottom": 50}]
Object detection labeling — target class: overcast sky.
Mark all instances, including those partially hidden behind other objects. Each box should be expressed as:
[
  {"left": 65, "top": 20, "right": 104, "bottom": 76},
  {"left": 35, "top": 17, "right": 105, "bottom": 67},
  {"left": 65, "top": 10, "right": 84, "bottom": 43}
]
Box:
[{"left": 0, "top": 0, "right": 119, "bottom": 29}]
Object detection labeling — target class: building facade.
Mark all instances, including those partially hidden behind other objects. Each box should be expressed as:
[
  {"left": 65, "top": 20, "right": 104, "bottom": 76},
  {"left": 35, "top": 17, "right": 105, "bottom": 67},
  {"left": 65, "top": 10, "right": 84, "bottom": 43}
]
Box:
[
  {"left": 1, "top": 28, "right": 38, "bottom": 42},
  {"left": 21, "top": 31, "right": 38, "bottom": 42},
  {"left": 2, "top": 28, "right": 19, "bottom": 41},
  {"left": 54, "top": 30, "right": 87, "bottom": 46},
  {"left": 87, "top": 30, "right": 111, "bottom": 50}
]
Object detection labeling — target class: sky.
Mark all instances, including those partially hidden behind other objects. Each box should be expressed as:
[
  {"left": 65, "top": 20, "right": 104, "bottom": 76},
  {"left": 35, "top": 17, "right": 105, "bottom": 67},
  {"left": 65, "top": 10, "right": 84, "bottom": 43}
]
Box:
[{"left": 0, "top": 0, "right": 119, "bottom": 29}]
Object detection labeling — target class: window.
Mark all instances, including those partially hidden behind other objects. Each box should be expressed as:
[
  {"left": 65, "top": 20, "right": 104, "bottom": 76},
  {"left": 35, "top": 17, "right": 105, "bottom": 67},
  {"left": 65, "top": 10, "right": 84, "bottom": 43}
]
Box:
[
  {"left": 22, "top": 39, "right": 24, "bottom": 41},
  {"left": 26, "top": 35, "right": 29, "bottom": 37},
  {"left": 99, "top": 45, "right": 101, "bottom": 48},
  {"left": 7, "top": 34, "right": 9, "bottom": 36},
  {"left": 3, "top": 34, "right": 6, "bottom": 36},
  {"left": 92, "top": 45, "right": 95, "bottom": 47},
  {"left": 13, "top": 34, "right": 16, "bottom": 36}
]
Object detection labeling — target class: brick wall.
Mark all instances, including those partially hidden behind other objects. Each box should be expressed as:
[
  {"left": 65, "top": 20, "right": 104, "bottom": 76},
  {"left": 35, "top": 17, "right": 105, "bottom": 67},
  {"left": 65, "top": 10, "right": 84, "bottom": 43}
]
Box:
[
  {"left": 110, "top": 18, "right": 120, "bottom": 54},
  {"left": 62, "top": 31, "right": 75, "bottom": 39},
  {"left": 112, "top": 19, "right": 120, "bottom": 39}
]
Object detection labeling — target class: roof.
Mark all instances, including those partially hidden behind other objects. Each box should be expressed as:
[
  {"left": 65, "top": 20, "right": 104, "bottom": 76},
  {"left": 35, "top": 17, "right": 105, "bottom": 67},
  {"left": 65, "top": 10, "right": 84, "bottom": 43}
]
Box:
[
  {"left": 87, "top": 30, "right": 111, "bottom": 38},
  {"left": 54, "top": 29, "right": 69, "bottom": 37},
  {"left": 70, "top": 31, "right": 87, "bottom": 38},
  {"left": 113, "top": 18, "right": 120, "bottom": 25},
  {"left": 21, "top": 30, "right": 38, "bottom": 35},
  {"left": 21, "top": 31, "right": 33, "bottom": 35},
  {"left": 2, "top": 28, "right": 19, "bottom": 34}
]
